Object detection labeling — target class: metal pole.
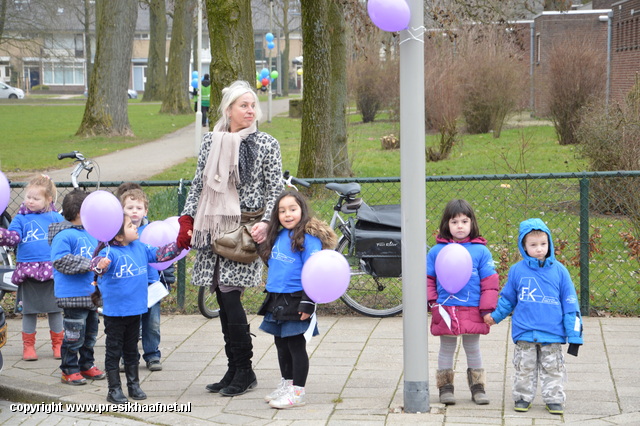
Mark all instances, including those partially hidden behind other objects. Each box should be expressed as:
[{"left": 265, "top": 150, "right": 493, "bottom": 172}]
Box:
[
  {"left": 400, "top": 0, "right": 428, "bottom": 413},
  {"left": 276, "top": 29, "right": 282, "bottom": 96},
  {"left": 268, "top": 0, "right": 273, "bottom": 123},
  {"left": 194, "top": 1, "right": 203, "bottom": 156},
  {"left": 579, "top": 178, "right": 590, "bottom": 316}
]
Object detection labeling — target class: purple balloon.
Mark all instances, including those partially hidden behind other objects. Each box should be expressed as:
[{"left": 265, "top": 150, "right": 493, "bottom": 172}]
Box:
[
  {"left": 435, "top": 244, "right": 473, "bottom": 294},
  {"left": 140, "top": 220, "right": 189, "bottom": 270},
  {"left": 367, "top": 0, "right": 411, "bottom": 32},
  {"left": 165, "top": 216, "right": 180, "bottom": 233},
  {"left": 0, "top": 171, "right": 9, "bottom": 214},
  {"left": 80, "top": 191, "right": 123, "bottom": 242},
  {"left": 301, "top": 250, "right": 351, "bottom": 304}
]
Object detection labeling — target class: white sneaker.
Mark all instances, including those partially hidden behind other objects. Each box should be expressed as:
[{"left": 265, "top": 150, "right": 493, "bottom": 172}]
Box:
[
  {"left": 265, "top": 378, "right": 292, "bottom": 402},
  {"left": 269, "top": 385, "right": 306, "bottom": 409}
]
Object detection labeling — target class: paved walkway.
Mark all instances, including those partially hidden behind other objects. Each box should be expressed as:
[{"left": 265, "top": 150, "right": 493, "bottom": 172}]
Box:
[
  {"left": 44, "top": 97, "right": 291, "bottom": 184},
  {"left": 0, "top": 315, "right": 638, "bottom": 425}
]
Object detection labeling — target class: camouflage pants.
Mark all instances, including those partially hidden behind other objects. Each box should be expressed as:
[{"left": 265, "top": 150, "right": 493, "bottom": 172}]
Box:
[{"left": 512, "top": 341, "right": 566, "bottom": 404}]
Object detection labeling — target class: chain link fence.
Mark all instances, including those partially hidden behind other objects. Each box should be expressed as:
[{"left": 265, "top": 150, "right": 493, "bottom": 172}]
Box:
[{"left": 3, "top": 172, "right": 640, "bottom": 317}]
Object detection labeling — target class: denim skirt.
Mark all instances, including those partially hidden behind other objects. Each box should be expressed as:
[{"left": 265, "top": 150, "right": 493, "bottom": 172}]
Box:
[{"left": 259, "top": 312, "right": 319, "bottom": 338}]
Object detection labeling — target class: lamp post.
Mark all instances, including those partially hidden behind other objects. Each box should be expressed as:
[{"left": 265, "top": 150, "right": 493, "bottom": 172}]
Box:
[
  {"left": 194, "top": 1, "right": 202, "bottom": 156},
  {"left": 268, "top": 0, "right": 273, "bottom": 123}
]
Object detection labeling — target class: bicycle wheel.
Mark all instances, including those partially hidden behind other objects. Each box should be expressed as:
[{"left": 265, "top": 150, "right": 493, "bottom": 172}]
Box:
[
  {"left": 336, "top": 236, "right": 403, "bottom": 317},
  {"left": 197, "top": 286, "right": 220, "bottom": 319}
]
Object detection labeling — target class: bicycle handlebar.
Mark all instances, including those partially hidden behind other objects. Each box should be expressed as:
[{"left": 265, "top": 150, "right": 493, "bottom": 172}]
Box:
[
  {"left": 57, "top": 151, "right": 80, "bottom": 160},
  {"left": 283, "top": 170, "right": 310, "bottom": 188}
]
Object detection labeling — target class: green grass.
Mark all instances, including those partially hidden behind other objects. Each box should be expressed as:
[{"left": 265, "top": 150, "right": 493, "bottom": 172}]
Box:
[{"left": 0, "top": 102, "right": 193, "bottom": 174}]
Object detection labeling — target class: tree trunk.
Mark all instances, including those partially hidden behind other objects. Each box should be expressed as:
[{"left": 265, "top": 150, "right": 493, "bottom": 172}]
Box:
[
  {"left": 205, "top": 0, "right": 255, "bottom": 124},
  {"left": 298, "top": 0, "right": 333, "bottom": 178},
  {"left": 83, "top": 0, "right": 93, "bottom": 90},
  {"left": 142, "top": 0, "right": 167, "bottom": 102},
  {"left": 329, "top": 0, "right": 351, "bottom": 177},
  {"left": 160, "top": 0, "right": 195, "bottom": 114},
  {"left": 76, "top": 0, "right": 137, "bottom": 137}
]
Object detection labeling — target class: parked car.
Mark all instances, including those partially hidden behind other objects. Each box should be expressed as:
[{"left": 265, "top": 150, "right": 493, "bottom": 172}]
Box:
[
  {"left": 0, "top": 82, "right": 25, "bottom": 99},
  {"left": 83, "top": 88, "right": 138, "bottom": 99}
]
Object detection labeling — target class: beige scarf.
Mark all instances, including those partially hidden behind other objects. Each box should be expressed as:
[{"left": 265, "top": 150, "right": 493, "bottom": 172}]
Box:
[{"left": 191, "top": 122, "right": 257, "bottom": 248}]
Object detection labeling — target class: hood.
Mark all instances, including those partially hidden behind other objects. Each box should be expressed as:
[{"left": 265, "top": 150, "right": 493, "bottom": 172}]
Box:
[
  {"left": 305, "top": 217, "right": 338, "bottom": 250},
  {"left": 48, "top": 220, "right": 81, "bottom": 245},
  {"left": 202, "top": 78, "right": 210, "bottom": 87},
  {"left": 518, "top": 218, "right": 555, "bottom": 268}
]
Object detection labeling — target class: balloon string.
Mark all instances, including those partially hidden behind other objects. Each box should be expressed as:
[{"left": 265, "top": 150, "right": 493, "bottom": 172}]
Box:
[
  {"left": 105, "top": 242, "right": 111, "bottom": 258},
  {"left": 399, "top": 26, "right": 426, "bottom": 45}
]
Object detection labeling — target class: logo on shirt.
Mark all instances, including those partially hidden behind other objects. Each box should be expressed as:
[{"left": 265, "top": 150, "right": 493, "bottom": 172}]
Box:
[
  {"left": 112, "top": 255, "right": 147, "bottom": 279},
  {"left": 518, "top": 277, "right": 559, "bottom": 305},
  {"left": 21, "top": 220, "right": 46, "bottom": 243},
  {"left": 271, "top": 239, "right": 295, "bottom": 263},
  {"left": 77, "top": 237, "right": 94, "bottom": 258}
]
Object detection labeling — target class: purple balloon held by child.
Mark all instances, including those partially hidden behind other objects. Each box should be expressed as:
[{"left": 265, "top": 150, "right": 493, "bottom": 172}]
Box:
[{"left": 435, "top": 243, "right": 472, "bottom": 294}]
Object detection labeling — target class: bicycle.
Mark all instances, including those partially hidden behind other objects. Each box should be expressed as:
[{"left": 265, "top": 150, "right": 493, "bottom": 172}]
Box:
[
  {"left": 197, "top": 171, "right": 310, "bottom": 319},
  {"left": 325, "top": 181, "right": 403, "bottom": 318}
]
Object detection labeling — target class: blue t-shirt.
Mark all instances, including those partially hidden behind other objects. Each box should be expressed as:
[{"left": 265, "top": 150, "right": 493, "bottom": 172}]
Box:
[
  {"left": 265, "top": 229, "right": 322, "bottom": 294},
  {"left": 97, "top": 241, "right": 159, "bottom": 316},
  {"left": 50, "top": 226, "right": 97, "bottom": 298},
  {"left": 9, "top": 211, "right": 64, "bottom": 262}
]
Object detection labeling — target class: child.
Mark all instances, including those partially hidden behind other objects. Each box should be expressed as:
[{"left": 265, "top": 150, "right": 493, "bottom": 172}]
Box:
[
  {"left": 427, "top": 199, "right": 499, "bottom": 405},
  {"left": 118, "top": 186, "right": 174, "bottom": 372},
  {"left": 486, "top": 218, "right": 583, "bottom": 415},
  {"left": 0, "top": 175, "right": 64, "bottom": 361},
  {"left": 91, "top": 214, "right": 180, "bottom": 404},
  {"left": 49, "top": 189, "right": 105, "bottom": 385},
  {"left": 257, "top": 191, "right": 337, "bottom": 409}
]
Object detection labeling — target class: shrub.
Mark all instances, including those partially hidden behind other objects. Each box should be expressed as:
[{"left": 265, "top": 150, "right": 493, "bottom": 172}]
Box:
[
  {"left": 31, "top": 85, "right": 50, "bottom": 91},
  {"left": 576, "top": 81, "right": 640, "bottom": 224},
  {"left": 547, "top": 37, "right": 606, "bottom": 145},
  {"left": 456, "top": 27, "right": 527, "bottom": 137}
]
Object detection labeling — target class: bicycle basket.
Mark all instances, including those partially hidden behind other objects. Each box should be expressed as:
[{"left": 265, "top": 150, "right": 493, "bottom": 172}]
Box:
[{"left": 352, "top": 204, "right": 402, "bottom": 278}]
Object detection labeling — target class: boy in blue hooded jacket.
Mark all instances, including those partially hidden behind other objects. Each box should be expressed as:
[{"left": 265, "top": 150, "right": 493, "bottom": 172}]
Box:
[{"left": 485, "top": 218, "right": 583, "bottom": 415}]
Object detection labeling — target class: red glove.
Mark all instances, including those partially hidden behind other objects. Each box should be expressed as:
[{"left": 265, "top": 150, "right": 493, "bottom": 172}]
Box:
[{"left": 177, "top": 215, "right": 194, "bottom": 250}]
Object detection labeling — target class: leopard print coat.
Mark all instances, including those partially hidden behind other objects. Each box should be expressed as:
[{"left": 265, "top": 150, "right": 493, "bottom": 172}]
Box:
[{"left": 182, "top": 130, "right": 283, "bottom": 288}]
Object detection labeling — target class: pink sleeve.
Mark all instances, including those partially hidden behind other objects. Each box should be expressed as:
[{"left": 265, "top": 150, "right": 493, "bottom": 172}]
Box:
[{"left": 479, "top": 273, "right": 499, "bottom": 313}]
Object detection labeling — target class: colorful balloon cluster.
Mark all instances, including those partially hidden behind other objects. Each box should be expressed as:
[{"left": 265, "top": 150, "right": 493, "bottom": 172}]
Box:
[
  {"left": 191, "top": 70, "right": 199, "bottom": 89},
  {"left": 434, "top": 244, "right": 473, "bottom": 294},
  {"left": 367, "top": 0, "right": 411, "bottom": 32},
  {"left": 266, "top": 32, "right": 275, "bottom": 50},
  {"left": 256, "top": 67, "right": 279, "bottom": 91},
  {"left": 301, "top": 250, "right": 351, "bottom": 304}
]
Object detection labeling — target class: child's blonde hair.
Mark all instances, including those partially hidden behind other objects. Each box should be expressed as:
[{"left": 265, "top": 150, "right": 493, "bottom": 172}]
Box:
[
  {"left": 523, "top": 229, "right": 547, "bottom": 245},
  {"left": 119, "top": 188, "right": 149, "bottom": 210},
  {"left": 26, "top": 174, "right": 57, "bottom": 210}
]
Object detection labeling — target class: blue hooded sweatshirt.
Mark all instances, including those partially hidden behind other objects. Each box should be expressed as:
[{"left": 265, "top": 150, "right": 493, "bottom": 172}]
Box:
[{"left": 491, "top": 218, "right": 583, "bottom": 345}]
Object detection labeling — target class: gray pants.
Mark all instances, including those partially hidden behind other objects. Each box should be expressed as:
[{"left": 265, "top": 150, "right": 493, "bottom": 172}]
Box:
[{"left": 512, "top": 341, "right": 566, "bottom": 404}]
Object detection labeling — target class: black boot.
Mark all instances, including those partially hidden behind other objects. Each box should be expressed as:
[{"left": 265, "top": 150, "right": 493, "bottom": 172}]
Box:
[
  {"left": 206, "top": 325, "right": 235, "bottom": 393},
  {"left": 219, "top": 324, "right": 257, "bottom": 397},
  {"left": 124, "top": 364, "right": 147, "bottom": 400},
  {"left": 106, "top": 369, "right": 128, "bottom": 404}
]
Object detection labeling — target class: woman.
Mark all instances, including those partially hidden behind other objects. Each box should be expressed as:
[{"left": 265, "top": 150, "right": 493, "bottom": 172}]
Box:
[{"left": 177, "top": 80, "right": 283, "bottom": 397}]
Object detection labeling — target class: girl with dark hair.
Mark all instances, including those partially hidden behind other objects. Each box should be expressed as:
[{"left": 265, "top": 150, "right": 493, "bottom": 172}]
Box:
[
  {"left": 257, "top": 191, "right": 336, "bottom": 409},
  {"left": 427, "top": 199, "right": 499, "bottom": 406}
]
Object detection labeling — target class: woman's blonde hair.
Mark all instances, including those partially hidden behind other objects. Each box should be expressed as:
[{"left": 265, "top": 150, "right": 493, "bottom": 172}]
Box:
[
  {"left": 27, "top": 174, "right": 57, "bottom": 211},
  {"left": 215, "top": 80, "right": 262, "bottom": 131}
]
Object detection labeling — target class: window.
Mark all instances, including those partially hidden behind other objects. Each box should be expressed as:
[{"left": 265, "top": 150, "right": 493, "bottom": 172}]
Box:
[
  {"left": 43, "top": 62, "right": 84, "bottom": 86},
  {"left": 536, "top": 33, "right": 541, "bottom": 64}
]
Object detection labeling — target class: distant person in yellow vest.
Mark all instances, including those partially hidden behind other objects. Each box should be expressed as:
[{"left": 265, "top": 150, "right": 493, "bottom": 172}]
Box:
[{"left": 201, "top": 74, "right": 211, "bottom": 128}]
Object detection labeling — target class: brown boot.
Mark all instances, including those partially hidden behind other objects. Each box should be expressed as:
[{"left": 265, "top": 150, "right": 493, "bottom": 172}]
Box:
[
  {"left": 436, "top": 369, "right": 455, "bottom": 405},
  {"left": 467, "top": 368, "right": 489, "bottom": 405},
  {"left": 22, "top": 332, "right": 38, "bottom": 361},
  {"left": 50, "top": 330, "right": 64, "bottom": 359}
]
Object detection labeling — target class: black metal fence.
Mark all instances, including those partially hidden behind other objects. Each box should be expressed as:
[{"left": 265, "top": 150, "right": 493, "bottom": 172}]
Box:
[{"left": 3, "top": 171, "right": 640, "bottom": 316}]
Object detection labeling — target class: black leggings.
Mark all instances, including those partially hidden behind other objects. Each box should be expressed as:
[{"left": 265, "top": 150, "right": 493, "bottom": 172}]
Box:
[{"left": 274, "top": 334, "right": 309, "bottom": 387}]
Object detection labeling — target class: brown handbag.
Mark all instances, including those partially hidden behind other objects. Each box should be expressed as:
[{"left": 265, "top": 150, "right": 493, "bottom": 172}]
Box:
[{"left": 212, "top": 209, "right": 264, "bottom": 263}]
